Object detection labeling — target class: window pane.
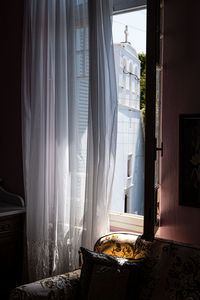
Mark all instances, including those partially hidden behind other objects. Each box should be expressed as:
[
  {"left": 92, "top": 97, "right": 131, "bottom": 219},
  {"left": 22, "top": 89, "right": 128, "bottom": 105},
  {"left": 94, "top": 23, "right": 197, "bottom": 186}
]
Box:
[{"left": 110, "top": 9, "right": 146, "bottom": 233}]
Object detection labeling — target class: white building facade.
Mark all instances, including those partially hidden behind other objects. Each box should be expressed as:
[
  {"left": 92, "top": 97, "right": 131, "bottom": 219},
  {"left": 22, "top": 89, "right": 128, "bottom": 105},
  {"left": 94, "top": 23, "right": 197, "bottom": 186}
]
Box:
[{"left": 110, "top": 41, "right": 145, "bottom": 216}]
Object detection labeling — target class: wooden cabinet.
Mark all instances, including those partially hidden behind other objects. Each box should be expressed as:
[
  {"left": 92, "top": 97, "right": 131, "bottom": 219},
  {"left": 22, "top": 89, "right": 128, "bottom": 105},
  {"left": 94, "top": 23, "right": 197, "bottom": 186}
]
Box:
[{"left": 0, "top": 187, "right": 25, "bottom": 299}]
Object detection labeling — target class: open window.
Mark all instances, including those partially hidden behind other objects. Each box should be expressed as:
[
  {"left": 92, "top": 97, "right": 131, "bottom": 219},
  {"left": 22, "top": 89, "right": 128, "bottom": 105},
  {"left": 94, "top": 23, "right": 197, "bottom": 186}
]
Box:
[{"left": 110, "top": 0, "right": 162, "bottom": 240}]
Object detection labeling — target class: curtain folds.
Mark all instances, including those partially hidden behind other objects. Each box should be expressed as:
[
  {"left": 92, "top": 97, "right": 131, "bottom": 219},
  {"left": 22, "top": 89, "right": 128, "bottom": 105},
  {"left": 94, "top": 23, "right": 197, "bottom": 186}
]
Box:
[
  {"left": 82, "top": 0, "right": 118, "bottom": 250},
  {"left": 22, "top": 0, "right": 117, "bottom": 281}
]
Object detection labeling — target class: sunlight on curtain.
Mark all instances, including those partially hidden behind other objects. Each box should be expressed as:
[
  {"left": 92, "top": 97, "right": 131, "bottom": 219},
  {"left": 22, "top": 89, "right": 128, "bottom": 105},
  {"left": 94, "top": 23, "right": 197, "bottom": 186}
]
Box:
[
  {"left": 22, "top": 0, "right": 117, "bottom": 281},
  {"left": 82, "top": 0, "right": 118, "bottom": 250}
]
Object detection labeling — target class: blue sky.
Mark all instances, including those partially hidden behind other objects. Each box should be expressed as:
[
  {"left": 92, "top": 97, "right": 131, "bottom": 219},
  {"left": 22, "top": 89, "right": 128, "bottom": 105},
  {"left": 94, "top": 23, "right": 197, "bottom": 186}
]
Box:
[{"left": 112, "top": 9, "right": 146, "bottom": 54}]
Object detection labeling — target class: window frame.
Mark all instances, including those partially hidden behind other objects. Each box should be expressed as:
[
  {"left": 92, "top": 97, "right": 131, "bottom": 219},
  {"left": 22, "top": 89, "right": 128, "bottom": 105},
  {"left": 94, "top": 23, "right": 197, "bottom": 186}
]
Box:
[
  {"left": 110, "top": 0, "right": 160, "bottom": 241},
  {"left": 143, "top": 0, "right": 160, "bottom": 241},
  {"left": 113, "top": 0, "right": 147, "bottom": 15}
]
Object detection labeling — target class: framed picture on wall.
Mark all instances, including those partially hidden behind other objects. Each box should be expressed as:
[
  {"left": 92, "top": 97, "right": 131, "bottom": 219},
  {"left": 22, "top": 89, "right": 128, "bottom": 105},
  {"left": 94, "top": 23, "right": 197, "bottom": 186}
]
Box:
[{"left": 179, "top": 114, "right": 200, "bottom": 207}]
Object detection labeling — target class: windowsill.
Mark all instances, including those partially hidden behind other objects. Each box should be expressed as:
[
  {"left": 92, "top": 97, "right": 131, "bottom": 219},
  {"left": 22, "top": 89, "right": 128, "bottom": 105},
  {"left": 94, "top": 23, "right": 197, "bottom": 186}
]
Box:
[
  {"left": 110, "top": 226, "right": 141, "bottom": 235},
  {"left": 109, "top": 211, "right": 143, "bottom": 234}
]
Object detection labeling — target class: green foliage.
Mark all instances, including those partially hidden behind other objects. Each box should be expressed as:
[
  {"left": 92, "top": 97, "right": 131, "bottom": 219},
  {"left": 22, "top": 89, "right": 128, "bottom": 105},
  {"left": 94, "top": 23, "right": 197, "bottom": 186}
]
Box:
[
  {"left": 138, "top": 53, "right": 146, "bottom": 111},
  {"left": 142, "top": 107, "right": 146, "bottom": 125}
]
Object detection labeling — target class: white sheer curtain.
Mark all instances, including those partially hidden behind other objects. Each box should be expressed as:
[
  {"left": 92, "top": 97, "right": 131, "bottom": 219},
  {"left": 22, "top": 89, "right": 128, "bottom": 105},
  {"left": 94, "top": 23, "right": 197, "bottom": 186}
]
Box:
[
  {"left": 82, "top": 0, "right": 118, "bottom": 250},
  {"left": 22, "top": 0, "right": 117, "bottom": 281}
]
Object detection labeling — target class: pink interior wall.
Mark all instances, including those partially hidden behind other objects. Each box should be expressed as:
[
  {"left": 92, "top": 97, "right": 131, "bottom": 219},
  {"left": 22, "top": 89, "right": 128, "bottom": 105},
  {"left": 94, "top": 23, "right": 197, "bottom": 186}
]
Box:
[
  {"left": 0, "top": 1, "right": 24, "bottom": 197},
  {"left": 158, "top": 0, "right": 200, "bottom": 245}
]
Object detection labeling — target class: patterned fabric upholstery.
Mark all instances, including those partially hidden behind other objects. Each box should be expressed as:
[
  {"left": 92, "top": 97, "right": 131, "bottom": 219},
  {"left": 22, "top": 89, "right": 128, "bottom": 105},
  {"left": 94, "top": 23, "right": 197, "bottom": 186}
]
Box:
[
  {"left": 94, "top": 232, "right": 139, "bottom": 258},
  {"left": 137, "top": 238, "right": 200, "bottom": 300},
  {"left": 10, "top": 269, "right": 80, "bottom": 300},
  {"left": 10, "top": 237, "right": 200, "bottom": 300}
]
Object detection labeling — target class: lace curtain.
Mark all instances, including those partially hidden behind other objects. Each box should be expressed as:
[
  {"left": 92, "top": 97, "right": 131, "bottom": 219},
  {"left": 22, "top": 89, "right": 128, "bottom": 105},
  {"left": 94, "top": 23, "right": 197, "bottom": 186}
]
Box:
[{"left": 22, "top": 0, "right": 117, "bottom": 281}]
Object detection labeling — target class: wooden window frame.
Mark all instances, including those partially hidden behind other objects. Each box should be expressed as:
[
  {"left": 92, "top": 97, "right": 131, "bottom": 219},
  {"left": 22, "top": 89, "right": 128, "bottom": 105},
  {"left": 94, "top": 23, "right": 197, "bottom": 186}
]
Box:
[{"left": 142, "top": 0, "right": 160, "bottom": 241}]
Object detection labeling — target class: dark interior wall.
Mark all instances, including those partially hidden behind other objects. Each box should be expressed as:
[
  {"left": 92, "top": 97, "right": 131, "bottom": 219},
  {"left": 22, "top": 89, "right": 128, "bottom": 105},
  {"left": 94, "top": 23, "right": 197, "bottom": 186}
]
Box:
[
  {"left": 0, "top": 1, "right": 25, "bottom": 197},
  {"left": 159, "top": 0, "right": 200, "bottom": 245}
]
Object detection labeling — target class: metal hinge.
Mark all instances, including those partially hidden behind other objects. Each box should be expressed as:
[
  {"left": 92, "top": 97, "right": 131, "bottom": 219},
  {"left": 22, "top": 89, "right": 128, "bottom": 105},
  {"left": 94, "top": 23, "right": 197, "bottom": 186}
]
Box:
[{"left": 155, "top": 138, "right": 163, "bottom": 160}]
